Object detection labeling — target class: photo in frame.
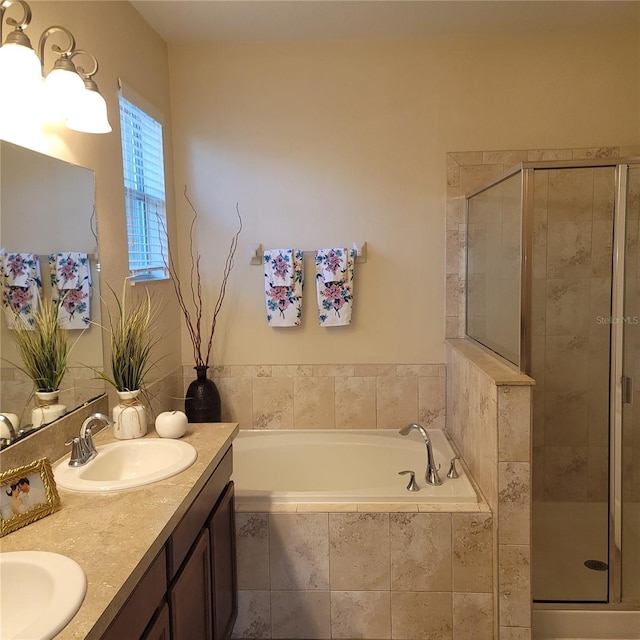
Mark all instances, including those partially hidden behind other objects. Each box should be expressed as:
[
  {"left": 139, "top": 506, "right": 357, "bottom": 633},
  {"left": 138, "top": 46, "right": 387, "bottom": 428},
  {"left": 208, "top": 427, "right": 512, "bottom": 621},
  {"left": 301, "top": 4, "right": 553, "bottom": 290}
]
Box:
[{"left": 0, "top": 457, "right": 61, "bottom": 537}]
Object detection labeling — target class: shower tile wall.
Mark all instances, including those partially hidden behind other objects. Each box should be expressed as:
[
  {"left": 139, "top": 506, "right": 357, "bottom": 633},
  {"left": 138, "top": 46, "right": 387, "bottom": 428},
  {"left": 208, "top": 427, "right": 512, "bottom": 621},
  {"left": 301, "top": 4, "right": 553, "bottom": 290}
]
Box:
[
  {"left": 445, "top": 145, "right": 639, "bottom": 341},
  {"left": 182, "top": 363, "right": 446, "bottom": 430},
  {"left": 446, "top": 339, "right": 533, "bottom": 639}
]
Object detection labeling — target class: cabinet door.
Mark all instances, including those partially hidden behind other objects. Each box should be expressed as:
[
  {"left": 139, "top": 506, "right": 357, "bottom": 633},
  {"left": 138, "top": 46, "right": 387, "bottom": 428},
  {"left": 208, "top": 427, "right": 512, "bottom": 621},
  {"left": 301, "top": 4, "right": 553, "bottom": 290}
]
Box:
[
  {"left": 101, "top": 548, "right": 167, "bottom": 640},
  {"left": 142, "top": 602, "right": 170, "bottom": 640},
  {"left": 209, "top": 481, "right": 237, "bottom": 640},
  {"left": 169, "top": 529, "right": 212, "bottom": 640}
]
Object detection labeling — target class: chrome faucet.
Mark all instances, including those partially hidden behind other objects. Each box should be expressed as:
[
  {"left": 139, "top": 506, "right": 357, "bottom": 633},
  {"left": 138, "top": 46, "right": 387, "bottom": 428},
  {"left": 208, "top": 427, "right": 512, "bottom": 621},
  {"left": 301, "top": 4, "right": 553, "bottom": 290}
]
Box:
[
  {"left": 399, "top": 422, "right": 442, "bottom": 486},
  {"left": 66, "top": 413, "right": 115, "bottom": 466}
]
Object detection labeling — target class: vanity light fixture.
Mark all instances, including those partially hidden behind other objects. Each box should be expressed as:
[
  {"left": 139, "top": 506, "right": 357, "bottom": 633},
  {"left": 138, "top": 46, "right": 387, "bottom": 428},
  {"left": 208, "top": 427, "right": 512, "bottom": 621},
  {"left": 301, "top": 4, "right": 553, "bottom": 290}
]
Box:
[{"left": 0, "top": 0, "right": 111, "bottom": 134}]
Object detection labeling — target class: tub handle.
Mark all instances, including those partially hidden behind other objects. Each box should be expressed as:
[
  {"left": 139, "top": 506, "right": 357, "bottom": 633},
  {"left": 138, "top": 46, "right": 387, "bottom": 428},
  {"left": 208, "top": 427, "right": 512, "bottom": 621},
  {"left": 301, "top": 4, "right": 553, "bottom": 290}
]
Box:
[
  {"left": 399, "top": 470, "right": 420, "bottom": 492},
  {"left": 447, "top": 456, "right": 460, "bottom": 479}
]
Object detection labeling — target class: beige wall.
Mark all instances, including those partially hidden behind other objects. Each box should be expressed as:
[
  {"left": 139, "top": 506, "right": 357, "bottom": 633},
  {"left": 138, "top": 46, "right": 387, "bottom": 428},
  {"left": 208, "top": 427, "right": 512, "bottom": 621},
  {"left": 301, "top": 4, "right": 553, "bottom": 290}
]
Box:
[
  {"left": 0, "top": 1, "right": 182, "bottom": 410},
  {"left": 168, "top": 26, "right": 640, "bottom": 367}
]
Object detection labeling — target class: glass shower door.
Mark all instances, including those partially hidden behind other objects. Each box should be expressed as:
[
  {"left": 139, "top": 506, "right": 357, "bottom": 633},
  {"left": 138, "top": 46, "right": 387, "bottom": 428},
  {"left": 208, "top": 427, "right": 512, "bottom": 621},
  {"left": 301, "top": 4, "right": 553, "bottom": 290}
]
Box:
[
  {"left": 531, "top": 165, "right": 615, "bottom": 602},
  {"left": 621, "top": 165, "right": 640, "bottom": 603}
]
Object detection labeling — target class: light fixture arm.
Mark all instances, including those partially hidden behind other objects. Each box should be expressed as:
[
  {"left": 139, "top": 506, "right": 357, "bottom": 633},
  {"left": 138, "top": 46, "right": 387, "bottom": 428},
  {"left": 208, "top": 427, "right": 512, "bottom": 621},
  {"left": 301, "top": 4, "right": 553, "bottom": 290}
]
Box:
[
  {"left": 0, "top": 0, "right": 33, "bottom": 48},
  {"left": 38, "top": 24, "right": 76, "bottom": 73},
  {"left": 70, "top": 48, "right": 97, "bottom": 78}
]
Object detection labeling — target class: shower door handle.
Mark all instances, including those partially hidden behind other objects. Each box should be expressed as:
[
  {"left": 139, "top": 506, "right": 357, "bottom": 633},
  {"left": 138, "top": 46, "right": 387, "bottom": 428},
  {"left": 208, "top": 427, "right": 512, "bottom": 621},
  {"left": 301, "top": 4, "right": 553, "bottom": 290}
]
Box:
[{"left": 622, "top": 376, "right": 633, "bottom": 404}]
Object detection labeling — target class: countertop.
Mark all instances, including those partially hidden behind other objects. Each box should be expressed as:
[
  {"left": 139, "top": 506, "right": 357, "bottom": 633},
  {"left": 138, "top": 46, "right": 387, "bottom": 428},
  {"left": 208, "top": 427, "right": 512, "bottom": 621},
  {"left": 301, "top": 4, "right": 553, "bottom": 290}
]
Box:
[{"left": 0, "top": 422, "right": 239, "bottom": 640}]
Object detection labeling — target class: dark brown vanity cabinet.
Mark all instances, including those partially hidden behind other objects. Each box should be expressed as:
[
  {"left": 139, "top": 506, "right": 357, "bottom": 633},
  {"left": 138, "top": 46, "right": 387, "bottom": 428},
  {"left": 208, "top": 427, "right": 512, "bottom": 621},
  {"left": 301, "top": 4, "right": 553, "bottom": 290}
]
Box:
[{"left": 101, "top": 447, "right": 237, "bottom": 640}]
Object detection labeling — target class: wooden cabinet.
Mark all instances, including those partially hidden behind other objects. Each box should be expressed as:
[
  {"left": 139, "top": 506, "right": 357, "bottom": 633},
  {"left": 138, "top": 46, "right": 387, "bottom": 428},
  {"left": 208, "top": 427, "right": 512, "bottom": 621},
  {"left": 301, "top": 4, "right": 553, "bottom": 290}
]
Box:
[
  {"left": 169, "top": 530, "right": 212, "bottom": 639},
  {"left": 100, "top": 548, "right": 167, "bottom": 640},
  {"left": 142, "top": 603, "right": 171, "bottom": 640},
  {"left": 209, "top": 482, "right": 237, "bottom": 640},
  {"left": 101, "top": 447, "right": 237, "bottom": 640}
]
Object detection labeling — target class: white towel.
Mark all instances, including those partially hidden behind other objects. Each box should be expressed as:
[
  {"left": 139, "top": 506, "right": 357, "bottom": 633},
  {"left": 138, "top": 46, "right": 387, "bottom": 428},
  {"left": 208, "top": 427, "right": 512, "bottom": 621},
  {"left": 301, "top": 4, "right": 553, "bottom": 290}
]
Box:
[
  {"left": 263, "top": 249, "right": 294, "bottom": 286},
  {"left": 49, "top": 252, "right": 92, "bottom": 329},
  {"left": 315, "top": 248, "right": 356, "bottom": 327},
  {"left": 264, "top": 249, "right": 303, "bottom": 327},
  {"left": 1, "top": 250, "right": 42, "bottom": 329}
]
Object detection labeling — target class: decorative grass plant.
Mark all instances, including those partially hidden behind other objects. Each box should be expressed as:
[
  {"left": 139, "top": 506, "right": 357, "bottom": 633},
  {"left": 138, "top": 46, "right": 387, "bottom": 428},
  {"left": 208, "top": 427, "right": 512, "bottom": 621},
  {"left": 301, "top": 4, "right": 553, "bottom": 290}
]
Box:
[
  {"left": 96, "top": 282, "right": 158, "bottom": 393},
  {"left": 9, "top": 299, "right": 68, "bottom": 393}
]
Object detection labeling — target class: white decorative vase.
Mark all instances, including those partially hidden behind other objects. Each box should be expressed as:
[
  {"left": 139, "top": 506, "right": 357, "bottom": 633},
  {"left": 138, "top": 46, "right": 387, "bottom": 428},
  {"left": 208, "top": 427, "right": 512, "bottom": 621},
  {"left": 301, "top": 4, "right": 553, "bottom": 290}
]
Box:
[
  {"left": 112, "top": 390, "right": 147, "bottom": 440},
  {"left": 32, "top": 391, "right": 66, "bottom": 428}
]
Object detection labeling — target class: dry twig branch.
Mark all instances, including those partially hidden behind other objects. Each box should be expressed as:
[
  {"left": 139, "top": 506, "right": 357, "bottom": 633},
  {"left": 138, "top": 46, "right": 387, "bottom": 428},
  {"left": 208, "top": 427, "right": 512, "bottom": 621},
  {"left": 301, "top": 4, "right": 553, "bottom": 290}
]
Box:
[{"left": 161, "top": 186, "right": 242, "bottom": 368}]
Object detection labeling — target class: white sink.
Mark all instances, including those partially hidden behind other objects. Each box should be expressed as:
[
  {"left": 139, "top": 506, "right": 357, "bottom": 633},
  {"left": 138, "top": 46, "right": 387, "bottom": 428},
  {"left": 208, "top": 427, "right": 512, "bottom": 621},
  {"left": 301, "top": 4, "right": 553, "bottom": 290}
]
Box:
[
  {"left": 0, "top": 551, "right": 86, "bottom": 640},
  {"left": 54, "top": 438, "right": 197, "bottom": 492}
]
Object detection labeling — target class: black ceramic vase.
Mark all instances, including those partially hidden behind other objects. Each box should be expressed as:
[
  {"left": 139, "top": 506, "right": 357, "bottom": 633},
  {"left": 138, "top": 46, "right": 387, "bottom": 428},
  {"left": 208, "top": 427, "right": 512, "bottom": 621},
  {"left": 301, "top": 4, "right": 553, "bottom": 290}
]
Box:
[{"left": 185, "top": 366, "right": 221, "bottom": 423}]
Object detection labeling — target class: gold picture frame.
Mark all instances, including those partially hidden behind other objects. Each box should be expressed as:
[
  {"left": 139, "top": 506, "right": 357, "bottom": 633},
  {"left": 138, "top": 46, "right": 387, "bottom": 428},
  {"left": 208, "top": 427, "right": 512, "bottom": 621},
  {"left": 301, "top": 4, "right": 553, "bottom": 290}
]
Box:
[{"left": 0, "top": 457, "right": 61, "bottom": 537}]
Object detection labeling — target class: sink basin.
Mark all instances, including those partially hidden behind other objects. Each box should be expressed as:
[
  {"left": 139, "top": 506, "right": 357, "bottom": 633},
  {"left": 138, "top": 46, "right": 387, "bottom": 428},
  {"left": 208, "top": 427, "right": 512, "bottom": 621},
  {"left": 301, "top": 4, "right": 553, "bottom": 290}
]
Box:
[
  {"left": 0, "top": 551, "right": 86, "bottom": 640},
  {"left": 54, "top": 438, "right": 197, "bottom": 492}
]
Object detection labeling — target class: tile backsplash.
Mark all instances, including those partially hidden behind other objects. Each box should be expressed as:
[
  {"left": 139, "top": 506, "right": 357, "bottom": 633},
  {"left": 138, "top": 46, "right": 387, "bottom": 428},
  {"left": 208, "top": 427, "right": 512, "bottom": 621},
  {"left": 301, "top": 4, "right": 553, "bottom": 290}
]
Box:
[{"left": 182, "top": 364, "right": 446, "bottom": 431}]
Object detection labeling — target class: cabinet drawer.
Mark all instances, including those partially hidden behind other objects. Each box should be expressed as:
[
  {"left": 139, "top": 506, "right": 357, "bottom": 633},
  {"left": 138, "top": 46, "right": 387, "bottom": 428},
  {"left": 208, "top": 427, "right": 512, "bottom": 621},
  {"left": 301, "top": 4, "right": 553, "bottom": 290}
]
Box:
[
  {"left": 167, "top": 446, "right": 232, "bottom": 579},
  {"left": 101, "top": 547, "right": 167, "bottom": 640}
]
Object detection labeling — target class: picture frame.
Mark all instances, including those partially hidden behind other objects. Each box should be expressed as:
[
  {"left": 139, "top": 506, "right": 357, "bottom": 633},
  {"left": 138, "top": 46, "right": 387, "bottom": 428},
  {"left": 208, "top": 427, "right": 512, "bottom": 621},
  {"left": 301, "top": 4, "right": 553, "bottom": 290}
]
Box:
[{"left": 0, "top": 457, "right": 61, "bottom": 537}]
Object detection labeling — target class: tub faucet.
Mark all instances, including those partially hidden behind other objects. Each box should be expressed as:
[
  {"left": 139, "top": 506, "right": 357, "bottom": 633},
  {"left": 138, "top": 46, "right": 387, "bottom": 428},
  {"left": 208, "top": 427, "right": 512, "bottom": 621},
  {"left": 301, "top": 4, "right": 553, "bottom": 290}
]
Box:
[{"left": 399, "top": 422, "right": 442, "bottom": 486}]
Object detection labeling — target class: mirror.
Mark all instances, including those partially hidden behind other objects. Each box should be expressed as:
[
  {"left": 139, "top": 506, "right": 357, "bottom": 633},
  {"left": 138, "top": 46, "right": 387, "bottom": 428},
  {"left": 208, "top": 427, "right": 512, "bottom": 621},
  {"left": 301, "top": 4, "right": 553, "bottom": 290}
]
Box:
[{"left": 0, "top": 141, "right": 106, "bottom": 442}]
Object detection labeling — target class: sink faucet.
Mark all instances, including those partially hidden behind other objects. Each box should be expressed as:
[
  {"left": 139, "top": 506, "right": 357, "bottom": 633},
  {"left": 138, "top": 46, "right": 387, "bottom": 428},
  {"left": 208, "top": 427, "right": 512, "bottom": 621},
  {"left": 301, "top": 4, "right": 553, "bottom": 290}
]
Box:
[
  {"left": 66, "top": 413, "right": 115, "bottom": 466},
  {"left": 80, "top": 413, "right": 115, "bottom": 457},
  {"left": 399, "top": 422, "right": 442, "bottom": 486}
]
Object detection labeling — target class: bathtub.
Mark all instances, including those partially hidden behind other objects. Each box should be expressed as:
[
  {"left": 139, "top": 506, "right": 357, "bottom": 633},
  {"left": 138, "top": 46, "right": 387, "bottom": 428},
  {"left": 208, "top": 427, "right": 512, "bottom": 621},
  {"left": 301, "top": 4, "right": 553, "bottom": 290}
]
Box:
[{"left": 232, "top": 428, "right": 479, "bottom": 504}]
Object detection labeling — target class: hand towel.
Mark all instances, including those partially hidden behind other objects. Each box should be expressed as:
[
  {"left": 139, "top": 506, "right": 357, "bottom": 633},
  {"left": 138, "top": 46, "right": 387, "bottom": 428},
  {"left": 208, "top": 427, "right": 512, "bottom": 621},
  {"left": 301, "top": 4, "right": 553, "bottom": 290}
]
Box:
[
  {"left": 1, "top": 250, "right": 42, "bottom": 329},
  {"left": 263, "top": 248, "right": 294, "bottom": 287},
  {"left": 49, "top": 252, "right": 92, "bottom": 329},
  {"left": 315, "top": 248, "right": 356, "bottom": 327},
  {"left": 264, "top": 249, "right": 303, "bottom": 326},
  {"left": 317, "top": 247, "right": 348, "bottom": 283}
]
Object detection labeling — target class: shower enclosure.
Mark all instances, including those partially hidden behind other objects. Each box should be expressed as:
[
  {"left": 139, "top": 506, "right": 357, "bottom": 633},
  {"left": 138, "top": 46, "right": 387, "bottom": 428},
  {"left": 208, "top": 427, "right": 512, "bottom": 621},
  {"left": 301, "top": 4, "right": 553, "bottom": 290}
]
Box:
[{"left": 466, "top": 159, "right": 640, "bottom": 608}]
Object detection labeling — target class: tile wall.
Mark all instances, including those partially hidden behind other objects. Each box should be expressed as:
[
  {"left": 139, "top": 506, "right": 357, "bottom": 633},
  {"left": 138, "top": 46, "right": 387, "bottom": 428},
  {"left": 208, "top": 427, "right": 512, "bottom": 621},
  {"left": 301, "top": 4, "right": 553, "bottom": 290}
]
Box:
[
  {"left": 446, "top": 338, "right": 533, "bottom": 640},
  {"left": 1, "top": 365, "right": 107, "bottom": 429},
  {"left": 183, "top": 364, "right": 446, "bottom": 431},
  {"left": 232, "top": 507, "right": 494, "bottom": 640},
  {"left": 445, "top": 145, "right": 640, "bottom": 342}
]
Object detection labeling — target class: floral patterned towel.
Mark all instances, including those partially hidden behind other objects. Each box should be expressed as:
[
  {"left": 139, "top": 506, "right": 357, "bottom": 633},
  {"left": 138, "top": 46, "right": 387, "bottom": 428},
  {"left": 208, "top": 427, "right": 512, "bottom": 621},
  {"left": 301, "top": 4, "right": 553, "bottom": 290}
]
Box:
[
  {"left": 264, "top": 249, "right": 303, "bottom": 327},
  {"left": 1, "top": 250, "right": 42, "bottom": 329},
  {"left": 49, "top": 252, "right": 92, "bottom": 329},
  {"left": 315, "top": 248, "right": 356, "bottom": 326}
]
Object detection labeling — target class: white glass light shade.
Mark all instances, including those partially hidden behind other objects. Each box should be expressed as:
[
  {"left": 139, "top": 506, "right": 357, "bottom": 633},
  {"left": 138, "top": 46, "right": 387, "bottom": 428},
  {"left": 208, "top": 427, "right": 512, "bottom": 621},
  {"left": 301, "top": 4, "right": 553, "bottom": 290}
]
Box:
[
  {"left": 66, "top": 86, "right": 112, "bottom": 134},
  {"left": 42, "top": 66, "right": 86, "bottom": 123},
  {"left": 0, "top": 41, "right": 42, "bottom": 94}
]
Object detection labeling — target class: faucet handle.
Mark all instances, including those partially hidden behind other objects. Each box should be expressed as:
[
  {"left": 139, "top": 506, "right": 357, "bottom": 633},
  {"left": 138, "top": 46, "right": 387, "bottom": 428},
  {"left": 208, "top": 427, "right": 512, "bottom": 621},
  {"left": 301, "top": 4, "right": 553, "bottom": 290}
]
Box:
[
  {"left": 447, "top": 456, "right": 460, "bottom": 479},
  {"left": 399, "top": 470, "right": 420, "bottom": 492},
  {"left": 65, "top": 437, "right": 90, "bottom": 467}
]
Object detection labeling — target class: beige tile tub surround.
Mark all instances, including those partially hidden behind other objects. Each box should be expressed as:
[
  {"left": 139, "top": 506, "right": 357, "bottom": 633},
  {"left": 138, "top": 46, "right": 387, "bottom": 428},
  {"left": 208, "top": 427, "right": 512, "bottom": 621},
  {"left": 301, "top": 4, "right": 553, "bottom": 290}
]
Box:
[
  {"left": 185, "top": 363, "right": 446, "bottom": 430},
  {"left": 446, "top": 338, "right": 534, "bottom": 640},
  {"left": 233, "top": 509, "right": 494, "bottom": 640}
]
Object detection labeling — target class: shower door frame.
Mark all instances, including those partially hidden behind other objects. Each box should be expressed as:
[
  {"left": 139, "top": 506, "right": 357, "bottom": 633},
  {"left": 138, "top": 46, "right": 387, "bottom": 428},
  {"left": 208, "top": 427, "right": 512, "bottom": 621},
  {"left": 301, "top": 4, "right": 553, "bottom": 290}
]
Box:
[{"left": 465, "top": 157, "right": 639, "bottom": 606}]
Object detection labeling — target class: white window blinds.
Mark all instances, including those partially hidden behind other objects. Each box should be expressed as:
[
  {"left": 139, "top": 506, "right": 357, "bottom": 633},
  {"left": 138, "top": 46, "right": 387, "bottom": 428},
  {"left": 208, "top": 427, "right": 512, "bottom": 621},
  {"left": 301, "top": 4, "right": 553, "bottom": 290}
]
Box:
[{"left": 118, "top": 85, "right": 168, "bottom": 281}]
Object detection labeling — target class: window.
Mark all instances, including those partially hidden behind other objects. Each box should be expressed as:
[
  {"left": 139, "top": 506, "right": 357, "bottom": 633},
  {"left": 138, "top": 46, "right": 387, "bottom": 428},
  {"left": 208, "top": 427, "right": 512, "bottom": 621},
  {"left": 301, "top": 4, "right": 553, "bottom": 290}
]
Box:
[{"left": 118, "top": 82, "right": 168, "bottom": 281}]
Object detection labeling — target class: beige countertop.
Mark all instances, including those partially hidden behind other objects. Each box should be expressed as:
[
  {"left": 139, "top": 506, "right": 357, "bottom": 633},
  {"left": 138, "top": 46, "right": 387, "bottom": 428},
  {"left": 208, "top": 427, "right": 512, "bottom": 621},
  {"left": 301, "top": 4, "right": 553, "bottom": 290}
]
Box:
[{"left": 0, "top": 422, "right": 239, "bottom": 640}]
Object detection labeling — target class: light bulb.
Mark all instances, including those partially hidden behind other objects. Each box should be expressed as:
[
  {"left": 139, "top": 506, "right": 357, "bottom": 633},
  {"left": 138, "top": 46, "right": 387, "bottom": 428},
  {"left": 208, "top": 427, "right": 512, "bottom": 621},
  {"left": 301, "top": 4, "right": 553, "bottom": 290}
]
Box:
[
  {"left": 0, "top": 40, "right": 42, "bottom": 94},
  {"left": 67, "top": 85, "right": 112, "bottom": 134},
  {"left": 42, "top": 64, "right": 85, "bottom": 123}
]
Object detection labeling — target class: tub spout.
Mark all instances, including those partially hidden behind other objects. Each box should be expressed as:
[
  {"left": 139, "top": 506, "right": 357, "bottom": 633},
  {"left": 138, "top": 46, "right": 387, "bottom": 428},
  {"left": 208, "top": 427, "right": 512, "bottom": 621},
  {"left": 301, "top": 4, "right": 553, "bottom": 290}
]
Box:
[{"left": 399, "top": 422, "right": 442, "bottom": 486}]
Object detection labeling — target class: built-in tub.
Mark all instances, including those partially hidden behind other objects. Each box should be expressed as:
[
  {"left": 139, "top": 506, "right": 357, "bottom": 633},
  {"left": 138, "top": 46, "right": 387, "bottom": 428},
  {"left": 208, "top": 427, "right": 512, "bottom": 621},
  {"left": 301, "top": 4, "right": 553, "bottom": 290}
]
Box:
[{"left": 232, "top": 428, "right": 478, "bottom": 504}]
